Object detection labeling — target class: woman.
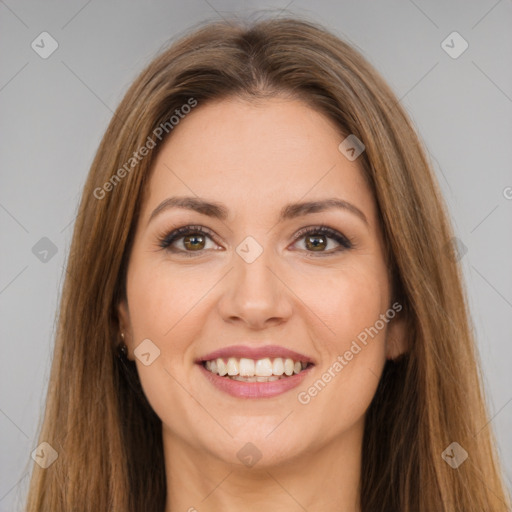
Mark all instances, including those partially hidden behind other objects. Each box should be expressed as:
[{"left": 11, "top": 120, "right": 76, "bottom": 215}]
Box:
[{"left": 24, "top": 15, "right": 511, "bottom": 511}]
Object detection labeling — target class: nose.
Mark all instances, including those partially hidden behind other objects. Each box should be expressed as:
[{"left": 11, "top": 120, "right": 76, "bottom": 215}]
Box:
[{"left": 216, "top": 243, "right": 293, "bottom": 330}]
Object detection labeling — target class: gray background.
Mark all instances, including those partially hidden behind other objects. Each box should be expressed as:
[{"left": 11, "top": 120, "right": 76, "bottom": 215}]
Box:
[{"left": 1, "top": 1, "right": 511, "bottom": 510}]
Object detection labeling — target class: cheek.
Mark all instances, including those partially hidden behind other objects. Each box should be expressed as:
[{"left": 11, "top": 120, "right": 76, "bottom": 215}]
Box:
[
  {"left": 292, "top": 261, "right": 389, "bottom": 433},
  {"left": 298, "top": 258, "right": 389, "bottom": 354},
  {"left": 335, "top": 265, "right": 389, "bottom": 374},
  {"left": 125, "top": 262, "right": 209, "bottom": 437},
  {"left": 126, "top": 259, "right": 208, "bottom": 345}
]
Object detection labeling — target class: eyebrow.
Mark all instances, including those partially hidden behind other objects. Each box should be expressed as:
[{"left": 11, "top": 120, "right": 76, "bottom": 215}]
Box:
[{"left": 147, "top": 196, "right": 368, "bottom": 226}]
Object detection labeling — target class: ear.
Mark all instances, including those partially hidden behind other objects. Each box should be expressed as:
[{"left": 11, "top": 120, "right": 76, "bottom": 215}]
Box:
[
  {"left": 385, "top": 305, "right": 408, "bottom": 360},
  {"left": 117, "top": 299, "right": 133, "bottom": 361}
]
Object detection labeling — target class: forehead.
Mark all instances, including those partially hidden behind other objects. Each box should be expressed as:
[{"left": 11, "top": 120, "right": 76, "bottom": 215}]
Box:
[{"left": 142, "top": 97, "right": 375, "bottom": 225}]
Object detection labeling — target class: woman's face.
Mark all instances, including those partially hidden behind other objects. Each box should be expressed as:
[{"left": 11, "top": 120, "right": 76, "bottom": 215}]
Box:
[{"left": 118, "top": 96, "right": 406, "bottom": 469}]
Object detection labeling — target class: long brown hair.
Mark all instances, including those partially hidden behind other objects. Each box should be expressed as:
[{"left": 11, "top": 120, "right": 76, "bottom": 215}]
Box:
[{"left": 23, "top": 14, "right": 511, "bottom": 511}]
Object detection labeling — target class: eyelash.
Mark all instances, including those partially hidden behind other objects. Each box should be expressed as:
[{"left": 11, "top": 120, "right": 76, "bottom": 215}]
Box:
[{"left": 157, "top": 224, "right": 353, "bottom": 258}]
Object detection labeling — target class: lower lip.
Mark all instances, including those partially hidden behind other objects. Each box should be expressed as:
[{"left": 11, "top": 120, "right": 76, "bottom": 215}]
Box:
[{"left": 198, "top": 363, "right": 313, "bottom": 398}]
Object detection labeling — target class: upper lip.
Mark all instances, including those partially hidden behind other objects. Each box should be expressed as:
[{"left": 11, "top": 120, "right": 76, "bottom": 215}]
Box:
[{"left": 196, "top": 345, "right": 315, "bottom": 364}]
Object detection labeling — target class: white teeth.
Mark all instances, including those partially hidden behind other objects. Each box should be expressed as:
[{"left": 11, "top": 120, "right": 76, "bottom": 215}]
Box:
[
  {"left": 231, "top": 375, "right": 279, "bottom": 382},
  {"left": 217, "top": 358, "right": 227, "bottom": 376},
  {"left": 255, "top": 358, "right": 273, "bottom": 377},
  {"left": 233, "top": 375, "right": 257, "bottom": 382},
  {"left": 239, "top": 358, "right": 255, "bottom": 377},
  {"left": 272, "top": 358, "right": 284, "bottom": 376},
  {"left": 227, "top": 357, "right": 238, "bottom": 376},
  {"left": 203, "top": 356, "right": 310, "bottom": 378}
]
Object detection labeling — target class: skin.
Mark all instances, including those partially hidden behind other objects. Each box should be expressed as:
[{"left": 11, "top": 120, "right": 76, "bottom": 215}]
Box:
[{"left": 117, "top": 96, "right": 407, "bottom": 512}]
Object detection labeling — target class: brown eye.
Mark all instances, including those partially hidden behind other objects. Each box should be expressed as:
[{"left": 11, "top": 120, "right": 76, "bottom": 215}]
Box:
[
  {"left": 304, "top": 233, "right": 328, "bottom": 251},
  {"left": 182, "top": 233, "right": 206, "bottom": 251},
  {"left": 292, "top": 225, "right": 353, "bottom": 256},
  {"left": 158, "top": 225, "right": 219, "bottom": 256}
]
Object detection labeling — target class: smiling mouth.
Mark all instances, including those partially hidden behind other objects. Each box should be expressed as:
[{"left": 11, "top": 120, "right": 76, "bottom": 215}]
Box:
[{"left": 202, "top": 357, "right": 311, "bottom": 382}]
